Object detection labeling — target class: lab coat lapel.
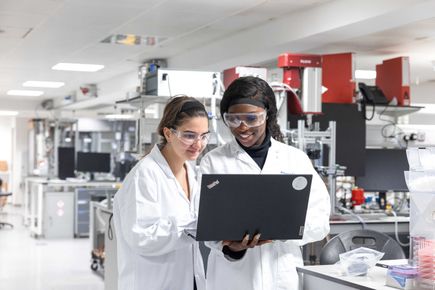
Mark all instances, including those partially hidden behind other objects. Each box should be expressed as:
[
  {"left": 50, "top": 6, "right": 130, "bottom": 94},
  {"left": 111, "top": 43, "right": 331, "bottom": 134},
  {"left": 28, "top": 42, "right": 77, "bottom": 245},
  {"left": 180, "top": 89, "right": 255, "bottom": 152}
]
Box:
[
  {"left": 261, "top": 138, "right": 284, "bottom": 174},
  {"left": 149, "top": 144, "right": 192, "bottom": 204},
  {"left": 149, "top": 144, "right": 175, "bottom": 179},
  {"left": 229, "top": 139, "right": 261, "bottom": 172}
]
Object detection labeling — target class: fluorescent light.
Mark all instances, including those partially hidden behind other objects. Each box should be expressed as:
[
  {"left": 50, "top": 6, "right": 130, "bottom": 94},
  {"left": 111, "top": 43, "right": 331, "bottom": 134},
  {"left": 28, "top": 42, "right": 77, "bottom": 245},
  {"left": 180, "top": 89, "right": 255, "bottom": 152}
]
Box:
[
  {"left": 52, "top": 63, "right": 104, "bottom": 72},
  {"left": 0, "top": 110, "right": 18, "bottom": 116},
  {"left": 104, "top": 114, "right": 135, "bottom": 120},
  {"left": 7, "top": 90, "right": 44, "bottom": 96},
  {"left": 355, "top": 69, "right": 377, "bottom": 80},
  {"left": 23, "top": 81, "right": 65, "bottom": 88}
]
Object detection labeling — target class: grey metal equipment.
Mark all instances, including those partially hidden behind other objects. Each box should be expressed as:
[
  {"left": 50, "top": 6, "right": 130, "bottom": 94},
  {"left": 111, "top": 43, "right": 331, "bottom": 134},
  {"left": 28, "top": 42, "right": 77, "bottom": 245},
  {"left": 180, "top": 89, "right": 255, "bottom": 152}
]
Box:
[
  {"left": 319, "top": 229, "right": 406, "bottom": 265},
  {"left": 297, "top": 119, "right": 345, "bottom": 216}
]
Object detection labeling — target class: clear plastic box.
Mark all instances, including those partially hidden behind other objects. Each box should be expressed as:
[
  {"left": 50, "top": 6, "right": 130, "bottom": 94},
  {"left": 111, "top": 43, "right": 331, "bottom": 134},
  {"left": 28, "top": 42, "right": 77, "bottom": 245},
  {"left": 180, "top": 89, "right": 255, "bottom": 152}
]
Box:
[{"left": 405, "top": 148, "right": 435, "bottom": 289}]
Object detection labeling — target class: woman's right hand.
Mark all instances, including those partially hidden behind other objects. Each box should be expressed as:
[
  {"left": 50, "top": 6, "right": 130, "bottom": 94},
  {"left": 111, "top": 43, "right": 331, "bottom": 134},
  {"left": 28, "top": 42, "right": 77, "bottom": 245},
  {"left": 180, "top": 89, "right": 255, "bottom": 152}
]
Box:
[{"left": 222, "top": 234, "right": 272, "bottom": 252}]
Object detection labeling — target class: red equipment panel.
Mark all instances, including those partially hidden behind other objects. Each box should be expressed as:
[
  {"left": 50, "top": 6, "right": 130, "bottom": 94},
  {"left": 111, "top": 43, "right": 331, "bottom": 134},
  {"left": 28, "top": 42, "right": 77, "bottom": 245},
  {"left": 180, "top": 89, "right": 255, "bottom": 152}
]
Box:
[
  {"left": 376, "top": 57, "right": 410, "bottom": 106},
  {"left": 322, "top": 52, "right": 356, "bottom": 104},
  {"left": 277, "top": 53, "right": 322, "bottom": 68}
]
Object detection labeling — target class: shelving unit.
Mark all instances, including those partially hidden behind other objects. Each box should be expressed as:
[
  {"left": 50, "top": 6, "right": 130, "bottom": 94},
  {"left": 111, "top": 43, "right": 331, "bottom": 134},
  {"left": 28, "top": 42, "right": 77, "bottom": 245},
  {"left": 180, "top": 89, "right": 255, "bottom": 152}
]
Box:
[{"left": 366, "top": 104, "right": 423, "bottom": 118}]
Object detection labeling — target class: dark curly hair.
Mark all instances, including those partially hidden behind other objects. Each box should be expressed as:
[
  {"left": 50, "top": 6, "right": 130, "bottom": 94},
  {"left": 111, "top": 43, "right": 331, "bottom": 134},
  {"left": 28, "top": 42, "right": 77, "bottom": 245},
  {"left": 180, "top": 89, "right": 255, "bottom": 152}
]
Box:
[{"left": 220, "top": 76, "right": 284, "bottom": 142}]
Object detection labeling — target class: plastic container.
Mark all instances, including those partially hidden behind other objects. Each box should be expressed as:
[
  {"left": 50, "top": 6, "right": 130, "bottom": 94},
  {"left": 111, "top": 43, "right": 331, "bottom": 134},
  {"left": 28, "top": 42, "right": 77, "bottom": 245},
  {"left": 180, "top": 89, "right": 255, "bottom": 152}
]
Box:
[
  {"left": 386, "top": 265, "right": 418, "bottom": 289},
  {"left": 405, "top": 148, "right": 435, "bottom": 290},
  {"left": 351, "top": 187, "right": 365, "bottom": 207}
]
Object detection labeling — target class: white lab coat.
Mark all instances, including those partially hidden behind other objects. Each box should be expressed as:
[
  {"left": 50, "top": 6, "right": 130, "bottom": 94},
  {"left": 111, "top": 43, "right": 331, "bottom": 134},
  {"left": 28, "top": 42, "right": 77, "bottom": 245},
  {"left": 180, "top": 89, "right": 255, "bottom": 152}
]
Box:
[
  {"left": 113, "top": 144, "right": 206, "bottom": 290},
  {"left": 199, "top": 138, "right": 330, "bottom": 290}
]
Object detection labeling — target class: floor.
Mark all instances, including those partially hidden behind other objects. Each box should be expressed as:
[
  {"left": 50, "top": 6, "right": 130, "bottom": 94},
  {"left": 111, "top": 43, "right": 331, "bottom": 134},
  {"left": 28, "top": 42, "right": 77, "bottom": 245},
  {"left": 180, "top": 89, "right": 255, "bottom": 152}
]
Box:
[{"left": 0, "top": 205, "right": 104, "bottom": 290}]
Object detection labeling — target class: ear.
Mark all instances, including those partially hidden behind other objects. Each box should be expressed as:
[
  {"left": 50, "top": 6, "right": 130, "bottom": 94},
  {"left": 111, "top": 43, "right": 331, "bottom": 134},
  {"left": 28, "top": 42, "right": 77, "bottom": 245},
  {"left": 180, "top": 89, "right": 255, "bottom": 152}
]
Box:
[{"left": 163, "top": 127, "right": 172, "bottom": 143}]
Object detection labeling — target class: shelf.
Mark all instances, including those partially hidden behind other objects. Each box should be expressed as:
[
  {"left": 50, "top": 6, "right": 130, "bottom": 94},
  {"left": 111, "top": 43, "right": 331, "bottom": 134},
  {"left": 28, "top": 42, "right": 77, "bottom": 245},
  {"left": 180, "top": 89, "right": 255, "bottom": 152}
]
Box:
[
  {"left": 366, "top": 105, "right": 423, "bottom": 118},
  {"left": 116, "top": 94, "right": 221, "bottom": 109}
]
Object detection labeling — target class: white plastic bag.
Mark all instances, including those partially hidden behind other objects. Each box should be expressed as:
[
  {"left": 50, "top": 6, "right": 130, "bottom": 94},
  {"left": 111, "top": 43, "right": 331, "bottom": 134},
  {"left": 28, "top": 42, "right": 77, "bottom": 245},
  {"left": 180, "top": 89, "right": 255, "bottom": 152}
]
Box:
[{"left": 338, "top": 247, "right": 384, "bottom": 276}]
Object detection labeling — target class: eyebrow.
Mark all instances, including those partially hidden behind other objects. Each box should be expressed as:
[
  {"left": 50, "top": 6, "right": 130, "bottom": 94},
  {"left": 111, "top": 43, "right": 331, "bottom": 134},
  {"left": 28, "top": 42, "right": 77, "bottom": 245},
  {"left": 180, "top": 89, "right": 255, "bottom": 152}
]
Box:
[
  {"left": 227, "top": 111, "right": 264, "bottom": 114},
  {"left": 182, "top": 130, "right": 210, "bottom": 135}
]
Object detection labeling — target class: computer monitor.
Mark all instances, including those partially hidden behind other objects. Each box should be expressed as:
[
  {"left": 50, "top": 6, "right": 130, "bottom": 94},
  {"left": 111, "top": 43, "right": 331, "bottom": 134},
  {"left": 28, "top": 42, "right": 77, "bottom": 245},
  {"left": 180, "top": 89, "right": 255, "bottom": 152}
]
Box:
[
  {"left": 58, "top": 147, "right": 75, "bottom": 180},
  {"left": 355, "top": 148, "right": 409, "bottom": 192},
  {"left": 76, "top": 152, "right": 111, "bottom": 174}
]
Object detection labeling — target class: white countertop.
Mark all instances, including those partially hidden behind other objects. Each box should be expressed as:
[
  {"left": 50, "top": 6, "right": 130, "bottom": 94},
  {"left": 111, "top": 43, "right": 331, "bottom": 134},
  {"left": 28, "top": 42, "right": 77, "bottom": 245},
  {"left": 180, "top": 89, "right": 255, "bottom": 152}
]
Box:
[{"left": 297, "top": 260, "right": 409, "bottom": 290}]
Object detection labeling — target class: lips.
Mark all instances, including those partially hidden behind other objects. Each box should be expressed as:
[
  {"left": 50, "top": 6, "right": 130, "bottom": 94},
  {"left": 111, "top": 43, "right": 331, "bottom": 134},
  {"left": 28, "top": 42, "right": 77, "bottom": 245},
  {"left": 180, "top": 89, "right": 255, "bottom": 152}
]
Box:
[
  {"left": 237, "top": 132, "right": 254, "bottom": 140},
  {"left": 186, "top": 149, "right": 201, "bottom": 156}
]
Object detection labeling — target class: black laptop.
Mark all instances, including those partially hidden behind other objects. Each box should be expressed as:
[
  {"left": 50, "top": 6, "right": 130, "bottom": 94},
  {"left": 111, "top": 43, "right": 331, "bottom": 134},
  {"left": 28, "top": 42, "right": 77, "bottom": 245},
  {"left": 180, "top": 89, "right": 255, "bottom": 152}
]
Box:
[{"left": 195, "top": 174, "right": 313, "bottom": 241}]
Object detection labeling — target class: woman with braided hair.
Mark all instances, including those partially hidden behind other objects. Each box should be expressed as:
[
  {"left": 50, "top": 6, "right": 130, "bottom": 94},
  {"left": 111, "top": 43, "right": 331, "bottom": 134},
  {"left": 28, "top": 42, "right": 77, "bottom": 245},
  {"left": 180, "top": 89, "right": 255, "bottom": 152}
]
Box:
[{"left": 200, "top": 76, "right": 330, "bottom": 290}]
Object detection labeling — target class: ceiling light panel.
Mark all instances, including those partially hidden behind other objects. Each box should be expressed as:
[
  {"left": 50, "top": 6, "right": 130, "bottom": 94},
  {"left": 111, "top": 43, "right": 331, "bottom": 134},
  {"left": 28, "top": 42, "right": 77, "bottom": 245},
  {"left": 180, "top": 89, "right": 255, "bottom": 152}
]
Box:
[
  {"left": 7, "top": 90, "right": 44, "bottom": 96},
  {"left": 101, "top": 34, "right": 167, "bottom": 46},
  {"left": 23, "top": 81, "right": 65, "bottom": 88},
  {"left": 52, "top": 63, "right": 104, "bottom": 72}
]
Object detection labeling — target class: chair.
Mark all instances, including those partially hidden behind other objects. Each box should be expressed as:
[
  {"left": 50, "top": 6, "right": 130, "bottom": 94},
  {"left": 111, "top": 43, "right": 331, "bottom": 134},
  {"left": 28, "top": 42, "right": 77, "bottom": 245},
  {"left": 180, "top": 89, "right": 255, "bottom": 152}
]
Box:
[
  {"left": 0, "top": 192, "right": 13, "bottom": 229},
  {"left": 319, "top": 229, "right": 406, "bottom": 265}
]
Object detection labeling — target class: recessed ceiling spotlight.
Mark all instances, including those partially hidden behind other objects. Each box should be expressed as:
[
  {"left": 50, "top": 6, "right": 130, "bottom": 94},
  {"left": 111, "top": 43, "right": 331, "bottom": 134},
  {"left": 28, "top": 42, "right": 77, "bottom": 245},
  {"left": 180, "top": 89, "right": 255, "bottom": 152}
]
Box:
[
  {"left": 52, "top": 63, "right": 104, "bottom": 72},
  {"left": 23, "top": 81, "right": 65, "bottom": 88},
  {"left": 7, "top": 90, "right": 44, "bottom": 96}
]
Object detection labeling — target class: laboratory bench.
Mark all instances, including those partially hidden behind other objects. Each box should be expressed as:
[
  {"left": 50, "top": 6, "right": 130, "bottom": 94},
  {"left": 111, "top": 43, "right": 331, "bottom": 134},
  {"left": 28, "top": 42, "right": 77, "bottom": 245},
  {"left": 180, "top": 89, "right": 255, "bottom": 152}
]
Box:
[
  {"left": 330, "top": 215, "right": 410, "bottom": 235},
  {"left": 24, "top": 177, "right": 119, "bottom": 238},
  {"left": 297, "top": 259, "right": 409, "bottom": 290},
  {"left": 303, "top": 215, "right": 410, "bottom": 265}
]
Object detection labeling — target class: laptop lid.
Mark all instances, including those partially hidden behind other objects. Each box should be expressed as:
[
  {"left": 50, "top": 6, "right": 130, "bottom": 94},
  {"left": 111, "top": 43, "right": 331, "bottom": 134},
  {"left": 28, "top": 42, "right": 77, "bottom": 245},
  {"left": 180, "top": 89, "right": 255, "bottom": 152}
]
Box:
[{"left": 196, "top": 174, "right": 312, "bottom": 241}]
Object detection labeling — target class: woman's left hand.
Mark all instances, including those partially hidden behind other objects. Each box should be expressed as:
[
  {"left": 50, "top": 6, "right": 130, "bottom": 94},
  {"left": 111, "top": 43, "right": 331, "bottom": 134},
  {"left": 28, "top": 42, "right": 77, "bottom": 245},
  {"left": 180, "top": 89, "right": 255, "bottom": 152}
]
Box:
[{"left": 222, "top": 233, "right": 272, "bottom": 252}]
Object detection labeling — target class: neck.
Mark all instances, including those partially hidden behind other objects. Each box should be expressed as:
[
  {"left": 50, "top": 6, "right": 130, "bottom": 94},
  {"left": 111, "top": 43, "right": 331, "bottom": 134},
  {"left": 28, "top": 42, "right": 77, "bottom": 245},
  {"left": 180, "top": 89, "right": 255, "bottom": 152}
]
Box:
[{"left": 160, "top": 144, "right": 185, "bottom": 175}]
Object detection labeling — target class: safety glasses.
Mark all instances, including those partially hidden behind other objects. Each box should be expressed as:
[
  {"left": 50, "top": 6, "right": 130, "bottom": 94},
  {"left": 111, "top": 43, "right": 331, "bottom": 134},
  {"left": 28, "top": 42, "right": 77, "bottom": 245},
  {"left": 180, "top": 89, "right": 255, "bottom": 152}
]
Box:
[
  {"left": 170, "top": 129, "right": 210, "bottom": 146},
  {"left": 223, "top": 111, "right": 267, "bottom": 128}
]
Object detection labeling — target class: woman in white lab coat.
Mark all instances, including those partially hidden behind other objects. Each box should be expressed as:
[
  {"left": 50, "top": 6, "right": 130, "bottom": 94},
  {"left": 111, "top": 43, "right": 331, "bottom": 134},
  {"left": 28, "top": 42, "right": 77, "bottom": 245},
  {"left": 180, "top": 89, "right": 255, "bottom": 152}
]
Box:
[
  {"left": 113, "top": 96, "right": 209, "bottom": 290},
  {"left": 200, "top": 76, "right": 331, "bottom": 290}
]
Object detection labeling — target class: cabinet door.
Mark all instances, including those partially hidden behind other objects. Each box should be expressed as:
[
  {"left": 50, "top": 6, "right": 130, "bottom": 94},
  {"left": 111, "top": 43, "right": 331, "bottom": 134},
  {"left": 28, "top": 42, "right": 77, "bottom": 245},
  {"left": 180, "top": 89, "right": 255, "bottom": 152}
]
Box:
[{"left": 44, "top": 192, "right": 74, "bottom": 238}]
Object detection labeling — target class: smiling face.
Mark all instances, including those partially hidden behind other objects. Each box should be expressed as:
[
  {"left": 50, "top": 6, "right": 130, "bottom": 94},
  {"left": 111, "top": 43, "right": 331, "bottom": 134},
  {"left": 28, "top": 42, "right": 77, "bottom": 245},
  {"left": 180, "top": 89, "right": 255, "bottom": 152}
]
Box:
[
  {"left": 164, "top": 116, "right": 209, "bottom": 161},
  {"left": 227, "top": 104, "right": 267, "bottom": 148}
]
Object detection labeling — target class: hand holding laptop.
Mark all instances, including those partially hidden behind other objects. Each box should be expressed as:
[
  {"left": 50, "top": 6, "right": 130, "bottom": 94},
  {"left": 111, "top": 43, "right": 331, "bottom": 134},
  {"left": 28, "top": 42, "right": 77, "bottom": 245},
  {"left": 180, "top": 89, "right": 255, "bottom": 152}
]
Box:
[{"left": 222, "top": 233, "right": 272, "bottom": 251}]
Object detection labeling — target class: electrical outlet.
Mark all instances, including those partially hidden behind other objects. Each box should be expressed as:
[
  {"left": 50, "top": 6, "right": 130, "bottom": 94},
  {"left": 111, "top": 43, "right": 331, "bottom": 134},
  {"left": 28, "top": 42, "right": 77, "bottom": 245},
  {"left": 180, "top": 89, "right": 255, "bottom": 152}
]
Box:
[{"left": 417, "top": 131, "right": 426, "bottom": 142}]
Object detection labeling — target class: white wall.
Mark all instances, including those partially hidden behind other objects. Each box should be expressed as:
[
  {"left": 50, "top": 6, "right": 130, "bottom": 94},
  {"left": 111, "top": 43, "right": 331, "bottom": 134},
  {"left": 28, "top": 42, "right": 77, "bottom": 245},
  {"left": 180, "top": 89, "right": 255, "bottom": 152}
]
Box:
[{"left": 12, "top": 118, "right": 29, "bottom": 205}]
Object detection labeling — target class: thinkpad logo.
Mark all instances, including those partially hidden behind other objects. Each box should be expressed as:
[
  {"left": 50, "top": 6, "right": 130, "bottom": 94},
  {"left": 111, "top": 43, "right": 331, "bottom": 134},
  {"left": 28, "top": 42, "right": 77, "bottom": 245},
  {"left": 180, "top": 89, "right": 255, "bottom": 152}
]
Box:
[{"left": 207, "top": 180, "right": 220, "bottom": 189}]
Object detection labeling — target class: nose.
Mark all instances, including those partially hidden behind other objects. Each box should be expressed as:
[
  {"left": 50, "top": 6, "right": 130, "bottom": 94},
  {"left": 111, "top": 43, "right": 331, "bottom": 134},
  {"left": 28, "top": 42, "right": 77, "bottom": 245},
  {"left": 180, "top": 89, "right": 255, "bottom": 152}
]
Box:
[
  {"left": 191, "top": 137, "right": 202, "bottom": 147},
  {"left": 237, "top": 121, "right": 249, "bottom": 129}
]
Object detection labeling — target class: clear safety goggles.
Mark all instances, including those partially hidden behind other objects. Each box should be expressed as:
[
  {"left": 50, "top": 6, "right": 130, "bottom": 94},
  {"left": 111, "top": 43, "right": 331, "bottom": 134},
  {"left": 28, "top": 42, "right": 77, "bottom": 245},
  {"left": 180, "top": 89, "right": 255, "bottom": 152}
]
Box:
[
  {"left": 171, "top": 129, "right": 210, "bottom": 146},
  {"left": 223, "top": 111, "right": 267, "bottom": 128}
]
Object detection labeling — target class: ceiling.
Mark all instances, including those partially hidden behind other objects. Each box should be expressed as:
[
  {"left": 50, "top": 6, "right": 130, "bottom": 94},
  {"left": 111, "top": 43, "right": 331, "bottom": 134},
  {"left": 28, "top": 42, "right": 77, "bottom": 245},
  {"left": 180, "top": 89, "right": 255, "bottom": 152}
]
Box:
[{"left": 1, "top": 0, "right": 435, "bottom": 115}]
